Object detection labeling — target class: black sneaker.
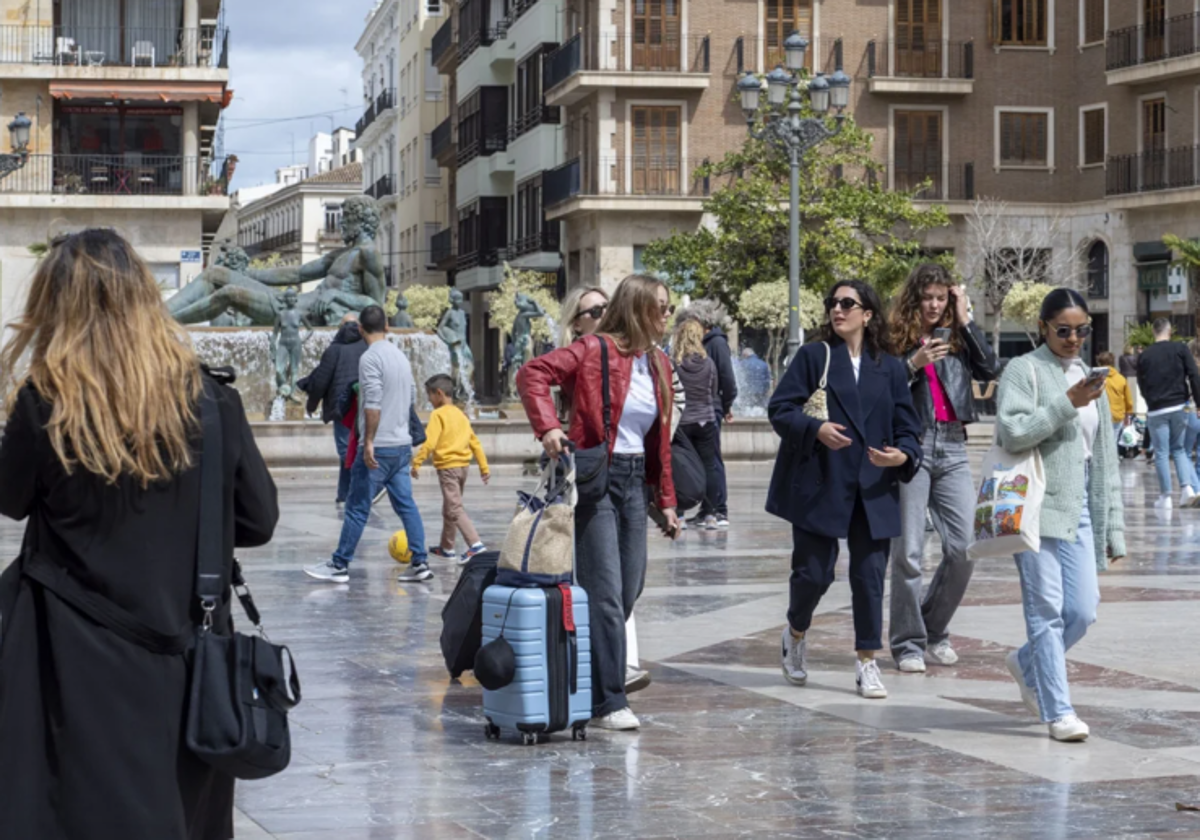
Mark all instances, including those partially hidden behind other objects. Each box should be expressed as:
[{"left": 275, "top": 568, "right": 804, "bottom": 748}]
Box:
[{"left": 397, "top": 563, "right": 433, "bottom": 583}]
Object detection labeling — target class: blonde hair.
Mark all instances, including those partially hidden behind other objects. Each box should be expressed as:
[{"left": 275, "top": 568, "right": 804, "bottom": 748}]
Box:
[
  {"left": 557, "top": 285, "right": 608, "bottom": 347},
  {"left": 671, "top": 319, "right": 705, "bottom": 364},
  {"left": 1, "top": 229, "right": 202, "bottom": 486}
]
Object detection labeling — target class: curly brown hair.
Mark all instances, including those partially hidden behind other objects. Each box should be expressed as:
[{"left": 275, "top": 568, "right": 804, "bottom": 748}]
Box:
[{"left": 888, "top": 263, "right": 964, "bottom": 356}]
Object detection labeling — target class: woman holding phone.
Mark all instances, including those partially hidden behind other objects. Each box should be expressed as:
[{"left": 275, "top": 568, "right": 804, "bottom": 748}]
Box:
[
  {"left": 887, "top": 264, "right": 999, "bottom": 673},
  {"left": 996, "top": 288, "right": 1124, "bottom": 741},
  {"left": 767, "top": 280, "right": 922, "bottom": 699},
  {"left": 518, "top": 275, "right": 679, "bottom": 731}
]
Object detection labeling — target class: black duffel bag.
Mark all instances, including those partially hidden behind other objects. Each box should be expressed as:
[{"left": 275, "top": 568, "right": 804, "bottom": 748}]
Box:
[
  {"left": 670, "top": 427, "right": 706, "bottom": 513},
  {"left": 440, "top": 550, "right": 499, "bottom": 678}
]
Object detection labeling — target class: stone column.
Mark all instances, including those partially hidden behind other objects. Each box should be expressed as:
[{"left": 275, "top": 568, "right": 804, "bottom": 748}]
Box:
[
  {"left": 182, "top": 101, "right": 199, "bottom": 196},
  {"left": 183, "top": 0, "right": 200, "bottom": 66}
]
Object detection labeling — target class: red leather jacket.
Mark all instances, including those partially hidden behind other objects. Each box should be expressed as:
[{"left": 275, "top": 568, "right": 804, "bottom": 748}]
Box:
[{"left": 517, "top": 334, "right": 677, "bottom": 510}]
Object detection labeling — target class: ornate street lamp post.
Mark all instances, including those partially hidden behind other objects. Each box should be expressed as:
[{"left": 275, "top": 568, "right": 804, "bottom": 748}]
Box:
[
  {"left": 737, "top": 32, "right": 851, "bottom": 364},
  {"left": 0, "top": 110, "right": 32, "bottom": 181}
]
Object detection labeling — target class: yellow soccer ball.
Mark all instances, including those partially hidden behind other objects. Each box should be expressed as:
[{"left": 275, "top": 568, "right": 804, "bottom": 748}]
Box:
[{"left": 389, "top": 530, "right": 412, "bottom": 564}]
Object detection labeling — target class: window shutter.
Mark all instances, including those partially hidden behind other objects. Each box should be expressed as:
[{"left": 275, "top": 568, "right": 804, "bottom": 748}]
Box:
[
  {"left": 1034, "top": 114, "right": 1047, "bottom": 165},
  {"left": 633, "top": 107, "right": 648, "bottom": 194}
]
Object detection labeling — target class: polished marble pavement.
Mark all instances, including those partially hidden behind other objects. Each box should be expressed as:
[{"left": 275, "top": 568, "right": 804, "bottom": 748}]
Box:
[{"left": 10, "top": 458, "right": 1200, "bottom": 838}]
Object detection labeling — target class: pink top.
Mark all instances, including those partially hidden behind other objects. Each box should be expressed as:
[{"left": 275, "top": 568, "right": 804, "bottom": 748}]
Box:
[{"left": 923, "top": 341, "right": 959, "bottom": 423}]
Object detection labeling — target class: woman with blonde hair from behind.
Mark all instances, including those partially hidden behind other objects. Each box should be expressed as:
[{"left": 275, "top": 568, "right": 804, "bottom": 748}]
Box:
[
  {"left": 672, "top": 318, "right": 722, "bottom": 529},
  {"left": 0, "top": 229, "right": 278, "bottom": 839}
]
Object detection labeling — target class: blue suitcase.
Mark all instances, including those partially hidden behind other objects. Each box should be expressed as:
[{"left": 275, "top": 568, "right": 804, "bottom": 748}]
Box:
[{"left": 481, "top": 583, "right": 591, "bottom": 744}]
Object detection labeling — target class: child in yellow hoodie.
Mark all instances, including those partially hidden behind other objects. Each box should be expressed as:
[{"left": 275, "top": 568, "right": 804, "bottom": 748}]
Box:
[{"left": 412, "top": 374, "right": 490, "bottom": 562}]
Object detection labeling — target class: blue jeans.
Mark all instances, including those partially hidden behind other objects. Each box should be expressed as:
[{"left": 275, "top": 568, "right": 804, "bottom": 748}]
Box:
[
  {"left": 1147, "top": 410, "right": 1199, "bottom": 495},
  {"left": 332, "top": 445, "right": 427, "bottom": 568},
  {"left": 333, "top": 422, "right": 351, "bottom": 503},
  {"left": 1012, "top": 478, "right": 1099, "bottom": 722},
  {"left": 1186, "top": 413, "right": 1200, "bottom": 472}
]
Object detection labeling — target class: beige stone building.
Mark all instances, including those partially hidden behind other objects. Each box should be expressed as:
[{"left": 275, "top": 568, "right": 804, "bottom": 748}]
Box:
[
  {"left": 427, "top": 0, "right": 1200, "bottom": 395},
  {"left": 0, "top": 0, "right": 232, "bottom": 322}
]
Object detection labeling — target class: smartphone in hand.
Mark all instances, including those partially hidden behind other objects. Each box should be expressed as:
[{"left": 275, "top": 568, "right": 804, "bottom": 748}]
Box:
[
  {"left": 932, "top": 327, "right": 952, "bottom": 343},
  {"left": 1085, "top": 367, "right": 1110, "bottom": 387}
]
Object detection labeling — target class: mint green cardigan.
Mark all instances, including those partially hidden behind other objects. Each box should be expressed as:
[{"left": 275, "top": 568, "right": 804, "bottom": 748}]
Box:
[{"left": 995, "top": 344, "right": 1126, "bottom": 570}]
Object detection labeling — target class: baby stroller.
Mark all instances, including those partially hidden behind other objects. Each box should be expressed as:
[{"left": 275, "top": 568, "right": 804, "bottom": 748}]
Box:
[{"left": 1118, "top": 417, "right": 1146, "bottom": 459}]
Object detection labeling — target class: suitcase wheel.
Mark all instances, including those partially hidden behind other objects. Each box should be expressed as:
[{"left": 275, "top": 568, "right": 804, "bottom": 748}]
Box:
[
  {"left": 485, "top": 723, "right": 501, "bottom": 740},
  {"left": 572, "top": 725, "right": 587, "bottom": 742},
  {"left": 521, "top": 732, "right": 539, "bottom": 746}
]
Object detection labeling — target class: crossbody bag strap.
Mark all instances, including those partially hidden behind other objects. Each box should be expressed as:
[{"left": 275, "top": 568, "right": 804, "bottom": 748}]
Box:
[
  {"left": 818, "top": 342, "right": 831, "bottom": 389},
  {"left": 600, "top": 337, "right": 611, "bottom": 440},
  {"left": 195, "top": 380, "right": 267, "bottom": 634}
]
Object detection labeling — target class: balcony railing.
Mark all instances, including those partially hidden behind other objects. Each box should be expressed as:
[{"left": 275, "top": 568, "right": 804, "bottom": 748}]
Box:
[
  {"left": 867, "top": 40, "right": 974, "bottom": 79},
  {"left": 356, "top": 89, "right": 395, "bottom": 136},
  {"left": 432, "top": 115, "right": 455, "bottom": 165},
  {"left": 366, "top": 174, "right": 396, "bottom": 200},
  {"left": 432, "top": 17, "right": 456, "bottom": 71},
  {"left": 0, "top": 154, "right": 229, "bottom": 196},
  {"left": 543, "top": 31, "right": 711, "bottom": 91},
  {"left": 457, "top": 247, "right": 505, "bottom": 271},
  {"left": 1108, "top": 12, "right": 1200, "bottom": 70},
  {"left": 543, "top": 155, "right": 710, "bottom": 207},
  {"left": 0, "top": 25, "right": 228, "bottom": 68},
  {"left": 244, "top": 230, "right": 300, "bottom": 258},
  {"left": 509, "top": 227, "right": 560, "bottom": 258},
  {"left": 1107, "top": 146, "right": 1200, "bottom": 195},
  {"left": 508, "top": 105, "right": 561, "bottom": 141},
  {"left": 431, "top": 227, "right": 454, "bottom": 267},
  {"left": 458, "top": 0, "right": 508, "bottom": 62},
  {"left": 891, "top": 163, "right": 975, "bottom": 200}
]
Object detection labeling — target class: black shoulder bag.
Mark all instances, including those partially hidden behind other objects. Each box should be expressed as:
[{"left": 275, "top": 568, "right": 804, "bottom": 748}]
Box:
[
  {"left": 572, "top": 337, "right": 611, "bottom": 505},
  {"left": 185, "top": 381, "right": 301, "bottom": 780}
]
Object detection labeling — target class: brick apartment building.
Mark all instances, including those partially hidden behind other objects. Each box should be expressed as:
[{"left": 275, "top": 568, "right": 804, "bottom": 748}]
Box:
[{"left": 424, "top": 0, "right": 1200, "bottom": 395}]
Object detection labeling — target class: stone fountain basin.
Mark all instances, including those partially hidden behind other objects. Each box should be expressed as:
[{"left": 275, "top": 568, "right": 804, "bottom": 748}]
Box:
[{"left": 188, "top": 327, "right": 451, "bottom": 421}]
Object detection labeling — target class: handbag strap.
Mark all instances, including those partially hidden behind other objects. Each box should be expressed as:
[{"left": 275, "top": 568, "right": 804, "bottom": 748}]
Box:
[
  {"left": 818, "top": 342, "right": 831, "bottom": 389},
  {"left": 599, "top": 337, "right": 611, "bottom": 440},
  {"left": 195, "top": 380, "right": 265, "bottom": 634},
  {"left": 993, "top": 359, "right": 1041, "bottom": 448}
]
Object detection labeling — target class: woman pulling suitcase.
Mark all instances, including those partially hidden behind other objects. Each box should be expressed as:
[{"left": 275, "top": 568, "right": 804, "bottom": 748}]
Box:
[{"left": 518, "top": 274, "right": 679, "bottom": 731}]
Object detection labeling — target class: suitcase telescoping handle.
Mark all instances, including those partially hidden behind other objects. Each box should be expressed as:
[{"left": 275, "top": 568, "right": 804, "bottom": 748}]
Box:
[{"left": 558, "top": 443, "right": 578, "bottom": 586}]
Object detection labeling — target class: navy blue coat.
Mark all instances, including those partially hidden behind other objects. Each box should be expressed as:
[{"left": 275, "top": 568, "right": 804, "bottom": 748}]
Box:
[{"left": 765, "top": 338, "right": 923, "bottom": 541}]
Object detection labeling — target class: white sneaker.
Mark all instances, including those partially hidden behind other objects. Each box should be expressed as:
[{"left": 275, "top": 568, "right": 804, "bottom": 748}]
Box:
[
  {"left": 1048, "top": 714, "right": 1089, "bottom": 742},
  {"left": 927, "top": 640, "right": 959, "bottom": 666},
  {"left": 897, "top": 656, "right": 926, "bottom": 673},
  {"left": 781, "top": 627, "right": 808, "bottom": 686},
  {"left": 304, "top": 559, "right": 349, "bottom": 584},
  {"left": 702, "top": 515, "right": 719, "bottom": 531},
  {"left": 1156, "top": 494, "right": 1174, "bottom": 511},
  {"left": 591, "top": 707, "right": 640, "bottom": 730},
  {"left": 1005, "top": 650, "right": 1040, "bottom": 717},
  {"left": 397, "top": 563, "right": 433, "bottom": 583},
  {"left": 1182, "top": 486, "right": 1197, "bottom": 508},
  {"left": 625, "top": 666, "right": 652, "bottom": 694},
  {"left": 856, "top": 658, "right": 888, "bottom": 699}
]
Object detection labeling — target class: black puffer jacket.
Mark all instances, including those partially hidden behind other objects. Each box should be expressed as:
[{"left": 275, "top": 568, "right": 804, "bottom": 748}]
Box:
[
  {"left": 900, "top": 321, "right": 999, "bottom": 428},
  {"left": 299, "top": 322, "right": 367, "bottom": 422}
]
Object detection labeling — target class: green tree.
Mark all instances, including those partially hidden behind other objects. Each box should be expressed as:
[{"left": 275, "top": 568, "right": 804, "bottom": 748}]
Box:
[
  {"left": 1001, "top": 281, "right": 1056, "bottom": 349},
  {"left": 641, "top": 109, "right": 950, "bottom": 312},
  {"left": 401, "top": 285, "right": 450, "bottom": 331},
  {"left": 737, "top": 280, "right": 822, "bottom": 379}
]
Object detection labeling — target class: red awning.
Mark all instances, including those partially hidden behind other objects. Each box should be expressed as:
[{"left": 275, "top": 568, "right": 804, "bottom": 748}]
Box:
[{"left": 49, "top": 81, "right": 230, "bottom": 106}]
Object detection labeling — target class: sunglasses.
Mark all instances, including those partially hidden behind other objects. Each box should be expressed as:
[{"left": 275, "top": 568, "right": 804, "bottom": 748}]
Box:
[
  {"left": 659, "top": 303, "right": 676, "bottom": 316},
  {"left": 1049, "top": 324, "right": 1092, "bottom": 340},
  {"left": 575, "top": 304, "right": 607, "bottom": 321},
  {"left": 825, "top": 296, "right": 865, "bottom": 313}
]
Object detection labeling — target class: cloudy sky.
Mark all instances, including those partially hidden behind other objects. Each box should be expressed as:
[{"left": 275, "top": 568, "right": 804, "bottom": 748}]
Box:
[{"left": 223, "top": 0, "right": 375, "bottom": 187}]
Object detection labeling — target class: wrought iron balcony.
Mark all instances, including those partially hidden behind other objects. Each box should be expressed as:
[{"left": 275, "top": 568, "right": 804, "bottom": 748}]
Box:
[
  {"left": 432, "top": 115, "right": 456, "bottom": 167},
  {"left": 432, "top": 17, "right": 457, "bottom": 72},
  {"left": 1108, "top": 12, "right": 1200, "bottom": 71},
  {"left": 509, "top": 226, "right": 560, "bottom": 258},
  {"left": 867, "top": 40, "right": 974, "bottom": 80},
  {"left": 0, "top": 24, "right": 229, "bottom": 68},
  {"left": 1107, "top": 146, "right": 1200, "bottom": 195},
  {"left": 544, "top": 155, "right": 710, "bottom": 208},
  {"left": 365, "top": 174, "right": 396, "bottom": 200},
  {"left": 356, "top": 89, "right": 395, "bottom": 137},
  {"left": 543, "top": 30, "right": 711, "bottom": 93},
  {"left": 0, "top": 154, "right": 231, "bottom": 196},
  {"left": 508, "top": 105, "right": 560, "bottom": 141}
]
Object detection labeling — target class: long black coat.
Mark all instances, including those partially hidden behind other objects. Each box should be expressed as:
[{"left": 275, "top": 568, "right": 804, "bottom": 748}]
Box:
[
  {"left": 765, "top": 338, "right": 922, "bottom": 540},
  {"left": 0, "top": 374, "right": 278, "bottom": 840},
  {"left": 300, "top": 320, "right": 366, "bottom": 422}
]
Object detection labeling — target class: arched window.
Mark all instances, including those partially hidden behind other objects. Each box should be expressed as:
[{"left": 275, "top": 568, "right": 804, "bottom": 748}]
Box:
[{"left": 1087, "top": 240, "right": 1109, "bottom": 298}]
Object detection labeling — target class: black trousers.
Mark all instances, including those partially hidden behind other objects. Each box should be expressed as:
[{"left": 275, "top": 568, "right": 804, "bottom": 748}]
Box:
[
  {"left": 712, "top": 415, "right": 728, "bottom": 516},
  {"left": 679, "top": 421, "right": 721, "bottom": 516},
  {"left": 788, "top": 496, "right": 889, "bottom": 651}
]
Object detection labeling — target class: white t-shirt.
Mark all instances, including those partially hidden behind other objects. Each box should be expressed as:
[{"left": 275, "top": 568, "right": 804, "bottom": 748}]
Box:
[
  {"left": 615, "top": 353, "right": 659, "bottom": 454},
  {"left": 850, "top": 353, "right": 862, "bottom": 382},
  {"left": 1061, "top": 357, "right": 1098, "bottom": 462}
]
